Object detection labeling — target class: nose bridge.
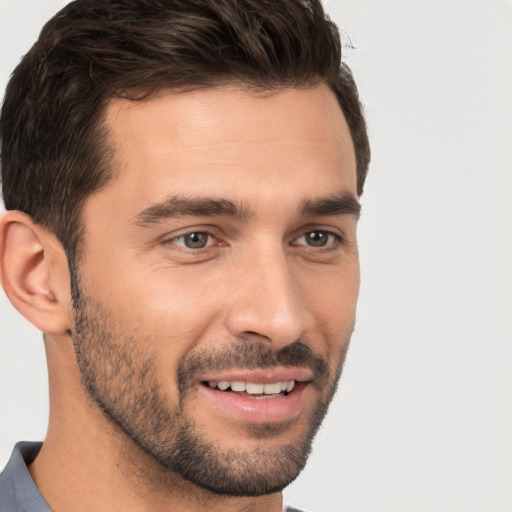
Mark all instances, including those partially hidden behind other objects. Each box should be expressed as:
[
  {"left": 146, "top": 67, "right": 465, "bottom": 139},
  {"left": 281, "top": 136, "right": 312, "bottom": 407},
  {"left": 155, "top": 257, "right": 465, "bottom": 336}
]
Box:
[{"left": 226, "top": 243, "right": 310, "bottom": 347}]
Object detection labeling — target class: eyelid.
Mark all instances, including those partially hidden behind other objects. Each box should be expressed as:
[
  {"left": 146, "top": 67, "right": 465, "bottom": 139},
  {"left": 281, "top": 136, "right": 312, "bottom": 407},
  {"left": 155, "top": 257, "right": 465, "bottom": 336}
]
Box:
[
  {"left": 160, "top": 225, "right": 345, "bottom": 251},
  {"left": 163, "top": 227, "right": 222, "bottom": 249},
  {"left": 294, "top": 232, "right": 340, "bottom": 247},
  {"left": 290, "top": 227, "right": 344, "bottom": 247},
  {"left": 172, "top": 233, "right": 214, "bottom": 248}
]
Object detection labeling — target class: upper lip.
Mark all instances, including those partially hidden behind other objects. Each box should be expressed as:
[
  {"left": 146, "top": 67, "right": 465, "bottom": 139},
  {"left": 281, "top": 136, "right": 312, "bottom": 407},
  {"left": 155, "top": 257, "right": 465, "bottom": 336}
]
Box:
[{"left": 199, "top": 367, "right": 313, "bottom": 384}]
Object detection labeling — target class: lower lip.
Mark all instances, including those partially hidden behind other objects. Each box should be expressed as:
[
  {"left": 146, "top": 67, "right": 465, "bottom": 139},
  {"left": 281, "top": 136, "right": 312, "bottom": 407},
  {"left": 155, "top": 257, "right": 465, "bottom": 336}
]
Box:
[{"left": 198, "top": 382, "right": 308, "bottom": 424}]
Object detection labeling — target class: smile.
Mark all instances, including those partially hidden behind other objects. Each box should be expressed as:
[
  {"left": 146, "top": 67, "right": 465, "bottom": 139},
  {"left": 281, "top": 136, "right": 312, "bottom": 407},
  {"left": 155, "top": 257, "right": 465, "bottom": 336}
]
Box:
[{"left": 205, "top": 380, "right": 296, "bottom": 398}]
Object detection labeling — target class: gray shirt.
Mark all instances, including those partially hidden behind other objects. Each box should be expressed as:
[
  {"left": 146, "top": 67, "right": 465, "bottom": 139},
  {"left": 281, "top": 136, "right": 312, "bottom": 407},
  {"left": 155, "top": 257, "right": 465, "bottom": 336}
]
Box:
[
  {"left": 0, "top": 442, "right": 306, "bottom": 512},
  {"left": 0, "top": 443, "right": 50, "bottom": 512}
]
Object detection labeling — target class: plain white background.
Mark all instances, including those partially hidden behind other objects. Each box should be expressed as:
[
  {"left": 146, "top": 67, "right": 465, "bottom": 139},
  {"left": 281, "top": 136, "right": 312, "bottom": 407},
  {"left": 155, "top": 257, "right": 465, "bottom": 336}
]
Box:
[{"left": 1, "top": 1, "right": 511, "bottom": 511}]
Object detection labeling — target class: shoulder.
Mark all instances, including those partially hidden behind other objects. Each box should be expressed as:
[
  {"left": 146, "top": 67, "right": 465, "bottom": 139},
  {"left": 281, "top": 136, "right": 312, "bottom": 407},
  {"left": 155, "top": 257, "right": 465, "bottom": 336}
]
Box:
[{"left": 0, "top": 442, "right": 50, "bottom": 512}]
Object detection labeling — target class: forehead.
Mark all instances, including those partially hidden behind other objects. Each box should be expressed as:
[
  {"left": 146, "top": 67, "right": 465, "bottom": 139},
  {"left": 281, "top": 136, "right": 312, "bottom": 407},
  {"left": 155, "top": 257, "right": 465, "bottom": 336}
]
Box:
[{"left": 96, "top": 84, "right": 356, "bottom": 214}]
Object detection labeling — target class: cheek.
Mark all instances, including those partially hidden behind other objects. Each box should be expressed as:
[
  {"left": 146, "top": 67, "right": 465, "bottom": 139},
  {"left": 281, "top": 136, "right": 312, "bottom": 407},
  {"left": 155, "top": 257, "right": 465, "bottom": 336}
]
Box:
[
  {"left": 94, "top": 265, "right": 234, "bottom": 375},
  {"left": 301, "top": 258, "right": 360, "bottom": 317},
  {"left": 77, "top": 263, "right": 224, "bottom": 392},
  {"left": 300, "top": 261, "right": 360, "bottom": 356}
]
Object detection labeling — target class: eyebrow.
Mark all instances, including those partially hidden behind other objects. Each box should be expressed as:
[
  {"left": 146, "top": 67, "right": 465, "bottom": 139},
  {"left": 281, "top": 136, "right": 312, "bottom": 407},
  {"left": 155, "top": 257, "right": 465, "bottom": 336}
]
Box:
[
  {"left": 132, "top": 191, "right": 361, "bottom": 228},
  {"left": 132, "top": 196, "right": 254, "bottom": 226},
  {"left": 299, "top": 192, "right": 361, "bottom": 219}
]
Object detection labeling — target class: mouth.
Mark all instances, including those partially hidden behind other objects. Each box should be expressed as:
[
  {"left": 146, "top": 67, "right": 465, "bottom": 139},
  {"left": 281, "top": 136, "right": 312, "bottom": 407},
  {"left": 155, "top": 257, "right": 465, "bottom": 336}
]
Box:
[
  {"left": 201, "top": 379, "right": 297, "bottom": 399},
  {"left": 197, "top": 369, "right": 312, "bottom": 424}
]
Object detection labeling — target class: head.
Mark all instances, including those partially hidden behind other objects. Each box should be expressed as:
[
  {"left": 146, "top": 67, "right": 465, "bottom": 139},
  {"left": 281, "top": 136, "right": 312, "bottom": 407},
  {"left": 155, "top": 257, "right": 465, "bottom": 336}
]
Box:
[{"left": 0, "top": 0, "right": 369, "bottom": 499}]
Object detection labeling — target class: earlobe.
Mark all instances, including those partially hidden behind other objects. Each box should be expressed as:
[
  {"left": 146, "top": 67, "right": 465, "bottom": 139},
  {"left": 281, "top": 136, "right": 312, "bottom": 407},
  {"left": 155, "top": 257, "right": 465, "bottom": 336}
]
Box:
[{"left": 0, "top": 211, "right": 72, "bottom": 334}]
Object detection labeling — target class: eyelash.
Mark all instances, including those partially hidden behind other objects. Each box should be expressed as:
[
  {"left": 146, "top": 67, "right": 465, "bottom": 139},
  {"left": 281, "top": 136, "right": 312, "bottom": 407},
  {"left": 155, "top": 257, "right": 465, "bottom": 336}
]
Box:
[
  {"left": 291, "top": 230, "right": 342, "bottom": 248},
  {"left": 166, "top": 229, "right": 343, "bottom": 251},
  {"left": 168, "top": 229, "right": 219, "bottom": 250}
]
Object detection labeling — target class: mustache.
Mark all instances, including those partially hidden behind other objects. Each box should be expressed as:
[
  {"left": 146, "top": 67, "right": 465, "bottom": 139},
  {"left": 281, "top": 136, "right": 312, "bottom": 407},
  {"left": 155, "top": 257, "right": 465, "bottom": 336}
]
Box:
[{"left": 177, "top": 339, "right": 330, "bottom": 394}]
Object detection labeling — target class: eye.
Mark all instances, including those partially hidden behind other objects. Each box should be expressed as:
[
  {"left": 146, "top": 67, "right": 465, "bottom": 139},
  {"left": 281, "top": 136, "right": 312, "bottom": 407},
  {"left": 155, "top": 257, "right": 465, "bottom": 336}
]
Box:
[
  {"left": 294, "top": 230, "right": 339, "bottom": 248},
  {"left": 171, "top": 232, "right": 213, "bottom": 249}
]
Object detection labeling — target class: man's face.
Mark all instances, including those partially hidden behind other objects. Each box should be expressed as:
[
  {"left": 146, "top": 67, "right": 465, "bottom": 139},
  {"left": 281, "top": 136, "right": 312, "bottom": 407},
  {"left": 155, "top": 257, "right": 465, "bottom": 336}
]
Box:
[{"left": 71, "top": 84, "right": 360, "bottom": 496}]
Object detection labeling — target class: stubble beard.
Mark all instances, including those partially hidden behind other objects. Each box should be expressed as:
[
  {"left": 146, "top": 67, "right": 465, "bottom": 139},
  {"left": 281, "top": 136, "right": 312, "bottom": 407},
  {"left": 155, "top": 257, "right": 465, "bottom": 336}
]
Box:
[{"left": 69, "top": 276, "right": 350, "bottom": 497}]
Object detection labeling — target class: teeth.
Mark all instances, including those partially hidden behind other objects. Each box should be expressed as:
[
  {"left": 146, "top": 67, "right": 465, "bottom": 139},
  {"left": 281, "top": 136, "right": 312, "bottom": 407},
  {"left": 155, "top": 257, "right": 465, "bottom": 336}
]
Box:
[
  {"left": 217, "top": 381, "right": 230, "bottom": 391},
  {"left": 246, "top": 382, "right": 264, "bottom": 394},
  {"left": 230, "top": 381, "right": 245, "bottom": 392},
  {"left": 207, "top": 380, "right": 296, "bottom": 395},
  {"left": 264, "top": 382, "right": 282, "bottom": 394}
]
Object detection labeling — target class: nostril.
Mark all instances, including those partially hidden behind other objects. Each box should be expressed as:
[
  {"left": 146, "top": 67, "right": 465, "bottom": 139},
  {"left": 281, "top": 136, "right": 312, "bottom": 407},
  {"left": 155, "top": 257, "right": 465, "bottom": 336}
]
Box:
[{"left": 242, "top": 331, "right": 272, "bottom": 343}]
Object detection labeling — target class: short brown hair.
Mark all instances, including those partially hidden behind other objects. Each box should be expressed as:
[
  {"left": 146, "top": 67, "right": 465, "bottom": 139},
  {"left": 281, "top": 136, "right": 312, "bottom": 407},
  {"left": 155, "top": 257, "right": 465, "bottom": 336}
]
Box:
[{"left": 0, "top": 0, "right": 370, "bottom": 258}]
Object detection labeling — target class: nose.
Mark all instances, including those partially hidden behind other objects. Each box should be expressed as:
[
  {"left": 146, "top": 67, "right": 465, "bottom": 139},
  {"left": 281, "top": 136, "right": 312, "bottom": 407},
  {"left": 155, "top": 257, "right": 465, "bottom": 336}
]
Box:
[{"left": 224, "top": 247, "right": 313, "bottom": 349}]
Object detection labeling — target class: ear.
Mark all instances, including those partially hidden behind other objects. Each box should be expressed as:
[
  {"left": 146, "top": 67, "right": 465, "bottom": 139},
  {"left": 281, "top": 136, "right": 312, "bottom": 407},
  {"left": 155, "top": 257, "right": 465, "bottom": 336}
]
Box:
[{"left": 0, "top": 211, "right": 72, "bottom": 334}]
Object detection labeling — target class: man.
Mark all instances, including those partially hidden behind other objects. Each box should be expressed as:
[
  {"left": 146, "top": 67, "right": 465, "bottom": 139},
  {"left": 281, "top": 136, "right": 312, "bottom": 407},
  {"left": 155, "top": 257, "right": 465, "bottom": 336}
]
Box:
[{"left": 0, "top": 0, "right": 370, "bottom": 510}]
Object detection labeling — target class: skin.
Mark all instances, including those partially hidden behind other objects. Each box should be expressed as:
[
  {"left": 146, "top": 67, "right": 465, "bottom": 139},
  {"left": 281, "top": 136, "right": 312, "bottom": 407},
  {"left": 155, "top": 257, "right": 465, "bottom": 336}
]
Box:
[{"left": 0, "top": 83, "right": 359, "bottom": 512}]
